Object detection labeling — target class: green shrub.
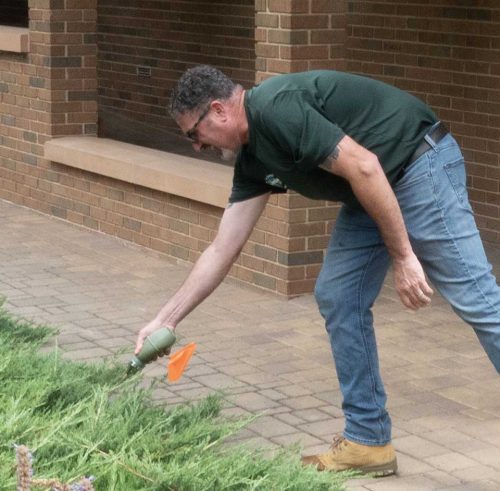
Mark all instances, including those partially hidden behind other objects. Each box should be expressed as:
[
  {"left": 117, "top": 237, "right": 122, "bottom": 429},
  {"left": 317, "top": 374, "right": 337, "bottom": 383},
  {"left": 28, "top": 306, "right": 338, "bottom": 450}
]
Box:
[{"left": 0, "top": 303, "right": 353, "bottom": 490}]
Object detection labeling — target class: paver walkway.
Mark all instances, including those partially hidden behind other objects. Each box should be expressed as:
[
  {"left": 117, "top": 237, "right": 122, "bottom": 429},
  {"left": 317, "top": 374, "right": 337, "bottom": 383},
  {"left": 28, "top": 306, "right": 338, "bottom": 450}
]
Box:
[{"left": 1, "top": 198, "right": 499, "bottom": 490}]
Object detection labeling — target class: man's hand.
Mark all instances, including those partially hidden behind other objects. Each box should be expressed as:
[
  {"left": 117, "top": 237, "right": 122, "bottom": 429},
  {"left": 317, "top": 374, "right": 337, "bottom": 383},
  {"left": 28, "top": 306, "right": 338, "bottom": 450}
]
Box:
[
  {"left": 393, "top": 253, "right": 434, "bottom": 310},
  {"left": 134, "top": 320, "right": 175, "bottom": 355}
]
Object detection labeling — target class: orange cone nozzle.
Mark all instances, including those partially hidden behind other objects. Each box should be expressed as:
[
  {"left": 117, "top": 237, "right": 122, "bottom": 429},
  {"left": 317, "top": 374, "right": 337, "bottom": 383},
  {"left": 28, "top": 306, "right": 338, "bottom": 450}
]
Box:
[{"left": 167, "top": 342, "right": 196, "bottom": 382}]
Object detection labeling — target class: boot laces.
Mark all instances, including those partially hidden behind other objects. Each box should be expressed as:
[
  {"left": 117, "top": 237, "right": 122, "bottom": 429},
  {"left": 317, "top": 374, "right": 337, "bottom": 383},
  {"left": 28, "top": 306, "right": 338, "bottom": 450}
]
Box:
[{"left": 329, "top": 435, "right": 347, "bottom": 455}]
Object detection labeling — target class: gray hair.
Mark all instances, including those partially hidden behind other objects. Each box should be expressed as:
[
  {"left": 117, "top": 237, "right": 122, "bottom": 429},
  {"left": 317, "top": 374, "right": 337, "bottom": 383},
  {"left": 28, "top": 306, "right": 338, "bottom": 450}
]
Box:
[{"left": 169, "top": 65, "right": 236, "bottom": 117}]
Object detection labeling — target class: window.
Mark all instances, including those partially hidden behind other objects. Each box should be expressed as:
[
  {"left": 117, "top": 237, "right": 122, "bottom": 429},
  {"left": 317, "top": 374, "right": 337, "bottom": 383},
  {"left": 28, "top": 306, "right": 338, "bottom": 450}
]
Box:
[{"left": 0, "top": 0, "right": 29, "bottom": 28}]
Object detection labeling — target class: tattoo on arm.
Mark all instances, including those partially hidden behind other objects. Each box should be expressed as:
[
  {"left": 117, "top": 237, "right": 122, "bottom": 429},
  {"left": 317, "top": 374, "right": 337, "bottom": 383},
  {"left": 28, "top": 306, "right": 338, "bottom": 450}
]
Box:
[{"left": 319, "top": 146, "right": 340, "bottom": 172}]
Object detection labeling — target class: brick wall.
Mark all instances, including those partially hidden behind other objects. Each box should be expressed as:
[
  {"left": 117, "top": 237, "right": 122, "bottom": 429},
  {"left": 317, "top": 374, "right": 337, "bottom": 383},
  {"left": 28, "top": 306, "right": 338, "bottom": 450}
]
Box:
[
  {"left": 1, "top": 0, "right": 500, "bottom": 297},
  {"left": 97, "top": 0, "right": 256, "bottom": 155},
  {"left": 345, "top": 1, "right": 500, "bottom": 242}
]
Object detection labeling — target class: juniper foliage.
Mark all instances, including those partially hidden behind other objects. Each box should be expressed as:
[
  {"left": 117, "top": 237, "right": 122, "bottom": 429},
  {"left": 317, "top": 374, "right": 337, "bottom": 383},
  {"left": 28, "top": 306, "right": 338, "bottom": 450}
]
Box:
[{"left": 0, "top": 303, "right": 353, "bottom": 490}]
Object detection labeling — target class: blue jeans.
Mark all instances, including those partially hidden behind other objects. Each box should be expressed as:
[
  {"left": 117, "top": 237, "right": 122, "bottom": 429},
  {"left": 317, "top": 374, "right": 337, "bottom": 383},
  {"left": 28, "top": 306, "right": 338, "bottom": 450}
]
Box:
[{"left": 314, "top": 134, "right": 500, "bottom": 446}]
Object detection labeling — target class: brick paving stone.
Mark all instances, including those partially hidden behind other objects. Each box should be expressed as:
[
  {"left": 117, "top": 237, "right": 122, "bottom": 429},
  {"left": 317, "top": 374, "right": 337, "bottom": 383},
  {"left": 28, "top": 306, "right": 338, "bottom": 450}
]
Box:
[
  {"left": 362, "top": 475, "right": 441, "bottom": 490},
  {"left": 387, "top": 395, "right": 414, "bottom": 408},
  {"left": 422, "top": 428, "right": 494, "bottom": 454},
  {"left": 451, "top": 464, "right": 500, "bottom": 483},
  {"left": 229, "top": 435, "right": 280, "bottom": 454},
  {"left": 315, "top": 405, "right": 344, "bottom": 418},
  {"left": 347, "top": 477, "right": 380, "bottom": 491},
  {"left": 235, "top": 370, "right": 287, "bottom": 388},
  {"left": 211, "top": 362, "right": 256, "bottom": 376},
  {"left": 395, "top": 452, "right": 435, "bottom": 475},
  {"left": 282, "top": 395, "right": 328, "bottom": 411},
  {"left": 248, "top": 415, "right": 298, "bottom": 438},
  {"left": 390, "top": 402, "right": 462, "bottom": 421},
  {"left": 424, "top": 470, "right": 461, "bottom": 488},
  {"left": 315, "top": 390, "right": 343, "bottom": 406},
  {"left": 465, "top": 447, "right": 500, "bottom": 468},
  {"left": 424, "top": 452, "right": 479, "bottom": 473},
  {"left": 10, "top": 306, "right": 45, "bottom": 317},
  {"left": 275, "top": 412, "right": 305, "bottom": 426},
  {"left": 61, "top": 340, "right": 102, "bottom": 351},
  {"left": 196, "top": 373, "right": 246, "bottom": 390},
  {"left": 171, "top": 386, "right": 214, "bottom": 401},
  {"left": 270, "top": 431, "right": 323, "bottom": 448},
  {"left": 409, "top": 375, "right": 473, "bottom": 392},
  {"left": 300, "top": 441, "right": 330, "bottom": 455},
  {"left": 61, "top": 346, "right": 111, "bottom": 360},
  {"left": 259, "top": 388, "right": 287, "bottom": 401},
  {"left": 93, "top": 326, "right": 133, "bottom": 338},
  {"left": 143, "top": 363, "right": 170, "bottom": 378},
  {"left": 258, "top": 361, "right": 298, "bottom": 376},
  {"left": 149, "top": 387, "right": 179, "bottom": 402},
  {"left": 292, "top": 408, "right": 333, "bottom": 422},
  {"left": 394, "top": 435, "right": 450, "bottom": 459},
  {"left": 403, "top": 414, "right": 480, "bottom": 432},
  {"left": 298, "top": 419, "right": 345, "bottom": 440},
  {"left": 233, "top": 392, "right": 281, "bottom": 412},
  {"left": 181, "top": 363, "right": 218, "bottom": 377},
  {"left": 390, "top": 426, "right": 411, "bottom": 440},
  {"left": 277, "top": 383, "right": 314, "bottom": 397},
  {"left": 219, "top": 406, "right": 253, "bottom": 419},
  {"left": 441, "top": 481, "right": 500, "bottom": 491},
  {"left": 56, "top": 333, "right": 89, "bottom": 344},
  {"left": 91, "top": 336, "right": 132, "bottom": 349},
  {"left": 81, "top": 322, "right": 126, "bottom": 342},
  {"left": 458, "top": 420, "right": 500, "bottom": 448}
]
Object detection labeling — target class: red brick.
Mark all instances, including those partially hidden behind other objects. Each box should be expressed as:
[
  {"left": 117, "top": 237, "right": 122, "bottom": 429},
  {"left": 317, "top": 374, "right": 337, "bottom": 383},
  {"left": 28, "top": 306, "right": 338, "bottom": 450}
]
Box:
[
  {"left": 280, "top": 14, "right": 329, "bottom": 29},
  {"left": 268, "top": 0, "right": 309, "bottom": 14}
]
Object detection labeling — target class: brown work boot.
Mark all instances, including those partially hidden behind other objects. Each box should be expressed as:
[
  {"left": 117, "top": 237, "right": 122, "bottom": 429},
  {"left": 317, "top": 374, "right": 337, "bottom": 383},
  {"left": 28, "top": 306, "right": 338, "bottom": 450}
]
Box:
[{"left": 301, "top": 435, "right": 397, "bottom": 476}]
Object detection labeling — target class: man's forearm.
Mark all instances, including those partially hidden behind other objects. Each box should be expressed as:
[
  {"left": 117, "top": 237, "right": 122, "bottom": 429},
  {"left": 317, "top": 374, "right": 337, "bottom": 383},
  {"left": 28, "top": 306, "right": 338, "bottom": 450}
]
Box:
[
  {"left": 350, "top": 165, "right": 412, "bottom": 261},
  {"left": 135, "top": 193, "right": 269, "bottom": 353},
  {"left": 320, "top": 135, "right": 433, "bottom": 309},
  {"left": 349, "top": 161, "right": 433, "bottom": 308}
]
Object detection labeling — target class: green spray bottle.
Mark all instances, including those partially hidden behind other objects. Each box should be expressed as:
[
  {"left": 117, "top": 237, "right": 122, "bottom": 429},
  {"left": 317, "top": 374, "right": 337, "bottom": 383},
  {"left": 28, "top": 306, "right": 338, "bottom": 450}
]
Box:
[{"left": 127, "top": 327, "right": 176, "bottom": 375}]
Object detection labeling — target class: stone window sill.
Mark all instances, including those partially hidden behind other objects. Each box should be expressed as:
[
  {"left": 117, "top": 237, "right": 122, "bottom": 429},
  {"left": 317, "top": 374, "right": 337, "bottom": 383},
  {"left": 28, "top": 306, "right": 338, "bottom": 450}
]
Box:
[
  {"left": 0, "top": 26, "right": 29, "bottom": 53},
  {"left": 44, "top": 137, "right": 233, "bottom": 209}
]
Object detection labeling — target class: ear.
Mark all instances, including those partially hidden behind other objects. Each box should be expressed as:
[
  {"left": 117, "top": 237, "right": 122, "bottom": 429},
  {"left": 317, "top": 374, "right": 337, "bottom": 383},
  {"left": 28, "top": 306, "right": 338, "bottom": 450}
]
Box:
[{"left": 210, "top": 100, "right": 227, "bottom": 120}]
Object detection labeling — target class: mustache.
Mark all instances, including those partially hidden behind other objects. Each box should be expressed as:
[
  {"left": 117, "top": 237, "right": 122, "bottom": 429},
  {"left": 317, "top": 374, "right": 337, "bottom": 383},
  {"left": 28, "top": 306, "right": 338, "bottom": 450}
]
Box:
[{"left": 200, "top": 145, "right": 238, "bottom": 163}]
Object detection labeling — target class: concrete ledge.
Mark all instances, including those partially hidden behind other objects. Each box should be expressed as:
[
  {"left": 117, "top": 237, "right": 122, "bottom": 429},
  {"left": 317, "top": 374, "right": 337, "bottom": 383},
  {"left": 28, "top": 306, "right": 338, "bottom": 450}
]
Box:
[
  {"left": 44, "top": 137, "right": 233, "bottom": 208},
  {"left": 0, "top": 27, "right": 29, "bottom": 53}
]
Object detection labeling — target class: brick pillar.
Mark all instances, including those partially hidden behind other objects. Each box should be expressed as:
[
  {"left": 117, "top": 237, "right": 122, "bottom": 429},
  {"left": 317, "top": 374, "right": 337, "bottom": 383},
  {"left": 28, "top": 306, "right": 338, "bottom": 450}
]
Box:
[
  {"left": 13, "top": 0, "right": 98, "bottom": 217},
  {"left": 29, "top": 0, "right": 98, "bottom": 141},
  {"left": 255, "top": 0, "right": 347, "bottom": 81},
  {"left": 253, "top": 0, "right": 347, "bottom": 295},
  {"left": 258, "top": 193, "right": 340, "bottom": 296}
]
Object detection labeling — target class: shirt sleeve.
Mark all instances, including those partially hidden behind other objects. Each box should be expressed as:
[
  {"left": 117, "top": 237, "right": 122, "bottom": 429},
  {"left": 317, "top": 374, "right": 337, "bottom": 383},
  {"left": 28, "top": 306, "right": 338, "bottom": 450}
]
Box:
[{"left": 259, "top": 90, "right": 346, "bottom": 172}]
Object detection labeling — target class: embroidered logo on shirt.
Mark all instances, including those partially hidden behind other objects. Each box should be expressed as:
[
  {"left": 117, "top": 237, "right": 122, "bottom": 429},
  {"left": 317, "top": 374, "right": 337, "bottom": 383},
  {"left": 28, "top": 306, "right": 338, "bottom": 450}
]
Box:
[{"left": 265, "top": 174, "right": 286, "bottom": 189}]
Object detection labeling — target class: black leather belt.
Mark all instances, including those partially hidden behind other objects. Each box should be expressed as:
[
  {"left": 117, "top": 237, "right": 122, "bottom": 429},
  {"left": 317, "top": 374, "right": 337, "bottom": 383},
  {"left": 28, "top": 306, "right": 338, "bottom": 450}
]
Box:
[{"left": 396, "top": 121, "right": 449, "bottom": 182}]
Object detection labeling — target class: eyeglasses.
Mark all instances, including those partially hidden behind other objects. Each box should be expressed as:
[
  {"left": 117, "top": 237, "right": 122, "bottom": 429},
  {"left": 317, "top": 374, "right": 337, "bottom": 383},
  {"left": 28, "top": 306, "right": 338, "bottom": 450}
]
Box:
[{"left": 185, "top": 105, "right": 211, "bottom": 143}]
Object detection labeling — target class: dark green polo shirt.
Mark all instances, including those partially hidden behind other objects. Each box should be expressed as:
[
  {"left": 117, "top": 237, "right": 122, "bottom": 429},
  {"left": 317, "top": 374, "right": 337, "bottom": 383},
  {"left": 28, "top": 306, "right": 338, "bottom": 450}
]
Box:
[{"left": 229, "top": 70, "right": 438, "bottom": 206}]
